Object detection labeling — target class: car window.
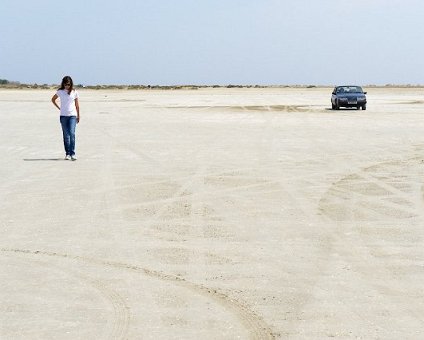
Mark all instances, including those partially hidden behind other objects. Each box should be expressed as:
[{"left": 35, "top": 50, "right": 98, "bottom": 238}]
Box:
[{"left": 337, "top": 86, "right": 363, "bottom": 93}]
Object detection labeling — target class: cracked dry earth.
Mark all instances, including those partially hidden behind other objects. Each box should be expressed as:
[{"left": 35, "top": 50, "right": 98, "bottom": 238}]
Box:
[{"left": 0, "top": 87, "right": 424, "bottom": 339}]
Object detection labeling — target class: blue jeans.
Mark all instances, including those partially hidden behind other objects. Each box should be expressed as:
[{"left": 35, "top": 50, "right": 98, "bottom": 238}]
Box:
[{"left": 60, "top": 116, "right": 77, "bottom": 156}]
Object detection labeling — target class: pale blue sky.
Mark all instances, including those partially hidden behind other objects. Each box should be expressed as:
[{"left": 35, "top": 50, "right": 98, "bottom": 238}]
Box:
[{"left": 1, "top": 0, "right": 423, "bottom": 85}]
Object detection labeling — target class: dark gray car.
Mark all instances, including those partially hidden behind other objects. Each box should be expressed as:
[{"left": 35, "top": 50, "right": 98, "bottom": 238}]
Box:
[{"left": 331, "top": 85, "right": 367, "bottom": 110}]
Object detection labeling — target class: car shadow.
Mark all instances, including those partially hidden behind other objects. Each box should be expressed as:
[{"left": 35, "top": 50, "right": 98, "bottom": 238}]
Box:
[
  {"left": 23, "top": 158, "right": 63, "bottom": 161},
  {"left": 325, "top": 107, "right": 362, "bottom": 111}
]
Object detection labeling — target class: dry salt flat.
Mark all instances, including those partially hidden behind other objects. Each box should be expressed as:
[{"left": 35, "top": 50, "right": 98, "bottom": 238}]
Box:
[{"left": 0, "top": 87, "right": 424, "bottom": 339}]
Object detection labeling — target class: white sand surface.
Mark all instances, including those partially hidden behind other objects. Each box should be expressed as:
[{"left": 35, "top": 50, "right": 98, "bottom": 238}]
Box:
[{"left": 0, "top": 87, "right": 423, "bottom": 339}]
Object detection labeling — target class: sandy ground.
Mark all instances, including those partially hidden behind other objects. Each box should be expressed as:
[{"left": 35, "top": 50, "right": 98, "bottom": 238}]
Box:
[{"left": 0, "top": 87, "right": 423, "bottom": 339}]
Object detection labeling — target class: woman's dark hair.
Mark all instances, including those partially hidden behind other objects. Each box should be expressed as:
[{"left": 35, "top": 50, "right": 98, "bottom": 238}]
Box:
[{"left": 59, "top": 76, "right": 74, "bottom": 94}]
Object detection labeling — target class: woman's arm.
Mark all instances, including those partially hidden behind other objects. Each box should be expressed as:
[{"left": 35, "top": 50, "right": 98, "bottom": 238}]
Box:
[
  {"left": 75, "top": 98, "right": 80, "bottom": 123},
  {"left": 51, "top": 94, "right": 60, "bottom": 110}
]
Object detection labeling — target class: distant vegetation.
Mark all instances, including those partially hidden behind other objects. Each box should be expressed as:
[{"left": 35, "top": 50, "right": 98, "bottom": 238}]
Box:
[
  {"left": 0, "top": 78, "right": 423, "bottom": 89},
  {"left": 0, "top": 79, "right": 54, "bottom": 89},
  {"left": 0, "top": 79, "right": 9, "bottom": 85},
  {"left": 0, "top": 80, "right": 269, "bottom": 90}
]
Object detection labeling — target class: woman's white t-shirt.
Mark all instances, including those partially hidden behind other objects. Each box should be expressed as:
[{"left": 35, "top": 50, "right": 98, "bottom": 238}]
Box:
[{"left": 56, "top": 89, "right": 78, "bottom": 116}]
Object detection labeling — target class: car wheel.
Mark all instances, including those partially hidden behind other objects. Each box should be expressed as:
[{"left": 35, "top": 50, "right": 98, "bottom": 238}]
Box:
[
  {"left": 335, "top": 100, "right": 340, "bottom": 110},
  {"left": 356, "top": 106, "right": 360, "bottom": 110},
  {"left": 362, "top": 104, "right": 366, "bottom": 110},
  {"left": 332, "top": 102, "right": 335, "bottom": 109}
]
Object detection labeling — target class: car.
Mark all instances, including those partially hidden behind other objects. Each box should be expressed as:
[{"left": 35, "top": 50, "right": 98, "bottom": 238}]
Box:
[{"left": 331, "top": 85, "right": 367, "bottom": 110}]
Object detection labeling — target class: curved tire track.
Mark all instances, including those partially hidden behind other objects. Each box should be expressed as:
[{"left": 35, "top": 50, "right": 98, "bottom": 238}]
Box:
[
  {"left": 1, "top": 248, "right": 275, "bottom": 340},
  {"left": 0, "top": 253, "right": 131, "bottom": 340}
]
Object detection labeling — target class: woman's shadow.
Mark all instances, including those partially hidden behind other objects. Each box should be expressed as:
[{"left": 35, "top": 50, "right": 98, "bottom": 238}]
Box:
[{"left": 23, "top": 158, "right": 63, "bottom": 161}]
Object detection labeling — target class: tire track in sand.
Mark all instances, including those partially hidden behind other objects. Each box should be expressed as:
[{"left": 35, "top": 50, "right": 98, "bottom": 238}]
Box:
[
  {"left": 85, "top": 108, "right": 276, "bottom": 338},
  {"left": 319, "top": 156, "right": 424, "bottom": 221},
  {"left": 1, "top": 248, "right": 275, "bottom": 340},
  {"left": 0, "top": 253, "right": 130, "bottom": 340}
]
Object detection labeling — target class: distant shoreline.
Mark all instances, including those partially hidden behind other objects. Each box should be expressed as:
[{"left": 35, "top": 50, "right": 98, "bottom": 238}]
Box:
[{"left": 1, "top": 84, "right": 423, "bottom": 90}]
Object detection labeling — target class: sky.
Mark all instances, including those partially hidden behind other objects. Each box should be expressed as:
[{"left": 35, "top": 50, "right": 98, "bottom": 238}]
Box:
[{"left": 0, "top": 0, "right": 423, "bottom": 85}]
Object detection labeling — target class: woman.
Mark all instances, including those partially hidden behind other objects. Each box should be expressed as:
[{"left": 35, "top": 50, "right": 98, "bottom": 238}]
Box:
[{"left": 51, "top": 76, "right": 80, "bottom": 160}]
